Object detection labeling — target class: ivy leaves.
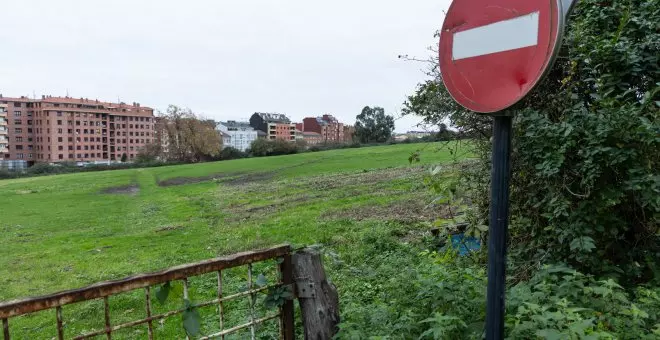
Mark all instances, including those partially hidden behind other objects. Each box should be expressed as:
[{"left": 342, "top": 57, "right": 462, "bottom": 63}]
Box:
[
  {"left": 182, "top": 299, "right": 201, "bottom": 337},
  {"left": 255, "top": 273, "right": 294, "bottom": 309},
  {"left": 154, "top": 282, "right": 201, "bottom": 337},
  {"left": 155, "top": 281, "right": 171, "bottom": 305}
]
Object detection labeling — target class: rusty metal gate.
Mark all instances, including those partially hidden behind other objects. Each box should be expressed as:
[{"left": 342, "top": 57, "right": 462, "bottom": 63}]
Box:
[{"left": 0, "top": 245, "right": 295, "bottom": 339}]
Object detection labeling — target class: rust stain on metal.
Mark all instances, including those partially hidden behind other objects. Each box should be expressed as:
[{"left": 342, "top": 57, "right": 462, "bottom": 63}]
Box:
[
  {"left": 144, "top": 287, "right": 154, "bottom": 340},
  {"left": 0, "top": 245, "right": 290, "bottom": 319},
  {"left": 56, "top": 306, "right": 64, "bottom": 340},
  {"left": 2, "top": 318, "right": 9, "bottom": 340}
]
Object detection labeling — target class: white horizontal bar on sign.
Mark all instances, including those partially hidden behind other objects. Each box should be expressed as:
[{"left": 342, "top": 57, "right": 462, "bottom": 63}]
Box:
[{"left": 452, "top": 11, "right": 540, "bottom": 60}]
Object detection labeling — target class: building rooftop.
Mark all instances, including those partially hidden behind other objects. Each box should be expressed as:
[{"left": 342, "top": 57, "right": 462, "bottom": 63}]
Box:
[
  {"left": 256, "top": 112, "right": 291, "bottom": 124},
  {"left": 220, "top": 120, "right": 254, "bottom": 129},
  {"left": 0, "top": 95, "right": 153, "bottom": 112},
  {"left": 257, "top": 130, "right": 268, "bottom": 136}
]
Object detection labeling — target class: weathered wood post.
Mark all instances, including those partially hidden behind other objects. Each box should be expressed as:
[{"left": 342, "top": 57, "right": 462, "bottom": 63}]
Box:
[{"left": 292, "top": 248, "right": 340, "bottom": 340}]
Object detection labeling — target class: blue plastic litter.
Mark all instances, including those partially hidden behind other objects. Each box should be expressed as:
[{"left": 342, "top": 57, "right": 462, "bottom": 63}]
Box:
[{"left": 450, "top": 233, "right": 481, "bottom": 255}]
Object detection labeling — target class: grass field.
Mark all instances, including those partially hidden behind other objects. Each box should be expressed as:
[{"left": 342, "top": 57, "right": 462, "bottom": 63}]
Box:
[{"left": 0, "top": 142, "right": 466, "bottom": 338}]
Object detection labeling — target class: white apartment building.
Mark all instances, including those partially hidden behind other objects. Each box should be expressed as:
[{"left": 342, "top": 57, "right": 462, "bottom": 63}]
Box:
[
  {"left": 0, "top": 104, "right": 8, "bottom": 154},
  {"left": 217, "top": 121, "right": 258, "bottom": 152}
]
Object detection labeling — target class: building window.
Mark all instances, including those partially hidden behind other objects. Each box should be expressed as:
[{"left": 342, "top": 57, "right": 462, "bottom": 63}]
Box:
[
  {"left": 57, "top": 111, "right": 63, "bottom": 116},
  {"left": 15, "top": 137, "right": 22, "bottom": 142},
  {"left": 14, "top": 120, "right": 21, "bottom": 125},
  {"left": 58, "top": 146, "right": 63, "bottom": 151},
  {"left": 15, "top": 145, "right": 23, "bottom": 150},
  {"left": 68, "top": 146, "right": 73, "bottom": 150},
  {"left": 14, "top": 111, "right": 21, "bottom": 117},
  {"left": 14, "top": 128, "right": 22, "bottom": 133},
  {"left": 57, "top": 120, "right": 62, "bottom": 125},
  {"left": 58, "top": 137, "right": 63, "bottom": 142},
  {"left": 77, "top": 146, "right": 81, "bottom": 150},
  {"left": 69, "top": 154, "right": 74, "bottom": 159},
  {"left": 17, "top": 153, "right": 24, "bottom": 159},
  {"left": 14, "top": 102, "right": 21, "bottom": 107}
]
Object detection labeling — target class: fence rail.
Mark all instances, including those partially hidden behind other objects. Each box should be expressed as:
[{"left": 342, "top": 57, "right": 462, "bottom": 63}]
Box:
[{"left": 0, "top": 244, "right": 295, "bottom": 340}]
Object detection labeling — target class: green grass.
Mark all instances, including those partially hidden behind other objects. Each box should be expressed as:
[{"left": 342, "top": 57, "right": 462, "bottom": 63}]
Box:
[{"left": 0, "top": 142, "right": 467, "bottom": 338}]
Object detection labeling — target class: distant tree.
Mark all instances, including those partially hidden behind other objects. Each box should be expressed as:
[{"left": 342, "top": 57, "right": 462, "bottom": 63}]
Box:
[
  {"left": 354, "top": 106, "right": 395, "bottom": 143},
  {"left": 248, "top": 139, "right": 300, "bottom": 157},
  {"left": 248, "top": 139, "right": 272, "bottom": 157},
  {"left": 157, "top": 105, "right": 222, "bottom": 162},
  {"left": 120, "top": 153, "right": 128, "bottom": 162},
  {"left": 135, "top": 143, "right": 162, "bottom": 163},
  {"left": 219, "top": 146, "right": 247, "bottom": 160}
]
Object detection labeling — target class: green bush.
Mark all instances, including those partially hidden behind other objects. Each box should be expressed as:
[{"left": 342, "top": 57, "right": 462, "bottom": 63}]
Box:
[
  {"left": 334, "top": 233, "right": 660, "bottom": 339},
  {"left": 219, "top": 146, "right": 247, "bottom": 160},
  {"left": 248, "top": 139, "right": 300, "bottom": 157},
  {"left": 404, "top": 0, "right": 660, "bottom": 283}
]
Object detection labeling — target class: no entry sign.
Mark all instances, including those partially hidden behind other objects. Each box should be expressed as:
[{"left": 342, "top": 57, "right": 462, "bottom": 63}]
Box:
[{"left": 439, "top": 0, "right": 564, "bottom": 113}]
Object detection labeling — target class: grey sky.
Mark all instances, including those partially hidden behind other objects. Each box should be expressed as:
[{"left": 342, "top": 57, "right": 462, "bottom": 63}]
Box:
[{"left": 1, "top": 0, "right": 450, "bottom": 132}]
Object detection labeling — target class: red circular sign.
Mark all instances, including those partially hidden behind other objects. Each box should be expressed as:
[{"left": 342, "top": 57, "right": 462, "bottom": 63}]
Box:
[{"left": 439, "top": 0, "right": 563, "bottom": 113}]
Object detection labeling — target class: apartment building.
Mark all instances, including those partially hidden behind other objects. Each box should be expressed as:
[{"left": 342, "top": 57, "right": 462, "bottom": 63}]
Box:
[
  {"left": 249, "top": 112, "right": 296, "bottom": 141},
  {"left": 0, "top": 104, "right": 8, "bottom": 154},
  {"left": 302, "top": 131, "right": 322, "bottom": 145},
  {"left": 217, "top": 121, "right": 258, "bottom": 152},
  {"left": 343, "top": 125, "right": 355, "bottom": 142},
  {"left": 0, "top": 95, "right": 154, "bottom": 164},
  {"left": 301, "top": 114, "right": 345, "bottom": 143}
]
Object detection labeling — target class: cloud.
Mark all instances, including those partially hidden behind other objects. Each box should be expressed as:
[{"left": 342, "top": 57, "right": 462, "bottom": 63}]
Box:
[{"left": 0, "top": 0, "right": 450, "bottom": 132}]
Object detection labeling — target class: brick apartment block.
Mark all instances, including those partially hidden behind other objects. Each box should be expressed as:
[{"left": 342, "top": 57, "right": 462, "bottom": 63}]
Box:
[
  {"left": 249, "top": 112, "right": 296, "bottom": 141},
  {"left": 301, "top": 115, "right": 344, "bottom": 143},
  {"left": 0, "top": 95, "right": 155, "bottom": 165}
]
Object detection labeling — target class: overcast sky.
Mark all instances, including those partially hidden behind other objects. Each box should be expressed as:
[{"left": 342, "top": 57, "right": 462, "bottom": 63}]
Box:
[{"left": 0, "top": 0, "right": 450, "bottom": 132}]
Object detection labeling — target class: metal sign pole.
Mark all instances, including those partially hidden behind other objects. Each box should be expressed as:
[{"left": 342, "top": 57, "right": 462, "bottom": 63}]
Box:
[
  {"left": 438, "top": 2, "right": 577, "bottom": 339},
  {"left": 486, "top": 115, "right": 513, "bottom": 340}
]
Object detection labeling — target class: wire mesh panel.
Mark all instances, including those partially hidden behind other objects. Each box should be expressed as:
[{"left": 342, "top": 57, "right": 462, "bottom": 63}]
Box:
[{"left": 0, "top": 245, "right": 294, "bottom": 340}]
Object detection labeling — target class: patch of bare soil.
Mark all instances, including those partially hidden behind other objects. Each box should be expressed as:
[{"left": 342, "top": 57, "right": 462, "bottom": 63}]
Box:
[
  {"left": 298, "top": 167, "right": 425, "bottom": 191},
  {"left": 322, "top": 198, "right": 450, "bottom": 224},
  {"left": 101, "top": 184, "right": 140, "bottom": 195},
  {"left": 157, "top": 172, "right": 239, "bottom": 187},
  {"left": 224, "top": 193, "right": 321, "bottom": 223}
]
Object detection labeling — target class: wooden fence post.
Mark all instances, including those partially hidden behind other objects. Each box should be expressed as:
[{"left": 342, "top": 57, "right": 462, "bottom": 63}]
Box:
[{"left": 292, "top": 248, "right": 340, "bottom": 340}]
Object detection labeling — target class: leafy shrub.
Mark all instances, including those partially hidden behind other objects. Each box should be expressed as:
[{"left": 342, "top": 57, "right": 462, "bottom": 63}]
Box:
[
  {"left": 507, "top": 265, "right": 660, "bottom": 339},
  {"left": 248, "top": 139, "right": 300, "bottom": 157},
  {"left": 219, "top": 146, "right": 247, "bottom": 160},
  {"left": 403, "top": 0, "right": 660, "bottom": 283},
  {"left": 334, "top": 231, "right": 660, "bottom": 339}
]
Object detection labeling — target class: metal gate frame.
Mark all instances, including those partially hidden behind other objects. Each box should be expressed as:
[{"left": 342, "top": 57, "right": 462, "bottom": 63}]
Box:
[{"left": 0, "top": 245, "right": 295, "bottom": 339}]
